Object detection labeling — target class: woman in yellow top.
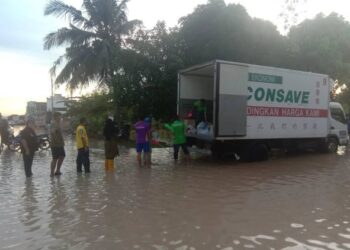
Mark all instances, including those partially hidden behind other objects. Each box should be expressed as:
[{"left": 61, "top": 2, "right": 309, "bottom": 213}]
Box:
[{"left": 76, "top": 117, "right": 90, "bottom": 173}]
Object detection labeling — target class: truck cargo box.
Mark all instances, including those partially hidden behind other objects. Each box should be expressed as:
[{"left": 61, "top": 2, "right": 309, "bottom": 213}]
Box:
[{"left": 178, "top": 60, "right": 331, "bottom": 141}]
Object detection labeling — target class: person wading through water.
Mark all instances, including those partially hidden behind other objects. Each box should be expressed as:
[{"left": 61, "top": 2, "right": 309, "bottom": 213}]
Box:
[{"left": 103, "top": 117, "right": 119, "bottom": 171}]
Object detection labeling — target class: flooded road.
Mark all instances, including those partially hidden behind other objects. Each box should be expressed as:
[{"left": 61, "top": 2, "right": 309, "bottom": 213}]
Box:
[{"left": 1, "top": 136, "right": 350, "bottom": 250}]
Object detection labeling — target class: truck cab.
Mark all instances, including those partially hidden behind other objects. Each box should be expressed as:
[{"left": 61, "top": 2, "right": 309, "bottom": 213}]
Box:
[{"left": 327, "top": 102, "right": 349, "bottom": 152}]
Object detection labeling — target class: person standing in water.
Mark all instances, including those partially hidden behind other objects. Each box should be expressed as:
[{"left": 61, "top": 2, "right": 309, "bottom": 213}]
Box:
[
  {"left": 76, "top": 117, "right": 90, "bottom": 173},
  {"left": 134, "top": 117, "right": 151, "bottom": 167},
  {"left": 20, "top": 117, "right": 38, "bottom": 177},
  {"left": 50, "top": 112, "right": 65, "bottom": 177},
  {"left": 165, "top": 115, "right": 190, "bottom": 163},
  {"left": 103, "top": 117, "right": 119, "bottom": 171}
]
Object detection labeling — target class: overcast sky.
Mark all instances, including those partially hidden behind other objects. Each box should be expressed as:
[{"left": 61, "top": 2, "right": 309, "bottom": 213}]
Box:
[{"left": 1, "top": 0, "right": 350, "bottom": 115}]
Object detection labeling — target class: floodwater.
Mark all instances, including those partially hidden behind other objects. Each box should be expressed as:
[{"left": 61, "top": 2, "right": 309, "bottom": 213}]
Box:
[{"left": 1, "top": 135, "right": 350, "bottom": 250}]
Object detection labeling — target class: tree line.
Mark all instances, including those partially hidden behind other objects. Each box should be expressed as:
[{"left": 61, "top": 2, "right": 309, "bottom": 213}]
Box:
[{"left": 44, "top": 0, "right": 350, "bottom": 130}]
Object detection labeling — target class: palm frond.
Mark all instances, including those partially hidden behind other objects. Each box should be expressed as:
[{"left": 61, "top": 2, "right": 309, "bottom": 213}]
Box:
[
  {"left": 55, "top": 43, "right": 109, "bottom": 88},
  {"left": 115, "top": 0, "right": 129, "bottom": 16},
  {"left": 49, "top": 55, "right": 65, "bottom": 79},
  {"left": 43, "top": 26, "right": 97, "bottom": 50},
  {"left": 82, "top": 0, "right": 96, "bottom": 19},
  {"left": 44, "top": 0, "right": 88, "bottom": 26},
  {"left": 82, "top": 0, "right": 101, "bottom": 28},
  {"left": 44, "top": 0, "right": 140, "bottom": 89},
  {"left": 119, "top": 19, "right": 142, "bottom": 35}
]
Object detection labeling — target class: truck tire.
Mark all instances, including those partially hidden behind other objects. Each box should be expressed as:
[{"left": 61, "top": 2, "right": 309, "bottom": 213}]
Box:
[
  {"left": 319, "top": 138, "right": 338, "bottom": 153},
  {"left": 326, "top": 138, "right": 338, "bottom": 153},
  {"left": 249, "top": 143, "right": 269, "bottom": 162}
]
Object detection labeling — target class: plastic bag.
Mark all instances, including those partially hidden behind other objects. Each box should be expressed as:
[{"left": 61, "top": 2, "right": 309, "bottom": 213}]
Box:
[{"left": 197, "top": 122, "right": 211, "bottom": 136}]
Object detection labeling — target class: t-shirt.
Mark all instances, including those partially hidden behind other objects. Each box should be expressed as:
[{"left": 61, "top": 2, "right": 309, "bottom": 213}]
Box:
[
  {"left": 20, "top": 126, "right": 38, "bottom": 154},
  {"left": 50, "top": 121, "right": 64, "bottom": 147},
  {"left": 164, "top": 120, "right": 186, "bottom": 145},
  {"left": 76, "top": 124, "right": 89, "bottom": 149},
  {"left": 134, "top": 121, "right": 150, "bottom": 144},
  {"left": 103, "top": 120, "right": 118, "bottom": 141}
]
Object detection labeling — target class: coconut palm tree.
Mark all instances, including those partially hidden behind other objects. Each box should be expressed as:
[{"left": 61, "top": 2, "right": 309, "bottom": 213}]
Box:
[{"left": 44, "top": 0, "right": 141, "bottom": 90}]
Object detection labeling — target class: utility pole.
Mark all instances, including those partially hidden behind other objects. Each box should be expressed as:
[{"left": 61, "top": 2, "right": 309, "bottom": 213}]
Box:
[{"left": 51, "top": 76, "right": 54, "bottom": 112}]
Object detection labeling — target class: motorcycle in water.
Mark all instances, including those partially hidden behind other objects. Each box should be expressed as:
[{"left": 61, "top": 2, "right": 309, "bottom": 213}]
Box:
[
  {"left": 6, "top": 134, "right": 50, "bottom": 152},
  {"left": 7, "top": 134, "right": 21, "bottom": 152},
  {"left": 37, "top": 134, "right": 50, "bottom": 150}
]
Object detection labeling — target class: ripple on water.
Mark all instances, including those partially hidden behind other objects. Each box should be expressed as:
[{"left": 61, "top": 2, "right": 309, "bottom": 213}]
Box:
[{"left": 1, "top": 136, "right": 350, "bottom": 249}]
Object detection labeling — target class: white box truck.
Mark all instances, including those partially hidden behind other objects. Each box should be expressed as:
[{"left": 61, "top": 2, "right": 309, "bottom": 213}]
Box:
[{"left": 178, "top": 60, "right": 348, "bottom": 161}]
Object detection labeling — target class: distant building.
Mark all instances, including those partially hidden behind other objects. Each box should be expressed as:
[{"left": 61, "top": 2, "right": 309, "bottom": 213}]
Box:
[
  {"left": 26, "top": 101, "right": 47, "bottom": 127},
  {"left": 26, "top": 101, "right": 46, "bottom": 115},
  {"left": 47, "top": 94, "right": 68, "bottom": 114},
  {"left": 7, "top": 115, "right": 25, "bottom": 126}
]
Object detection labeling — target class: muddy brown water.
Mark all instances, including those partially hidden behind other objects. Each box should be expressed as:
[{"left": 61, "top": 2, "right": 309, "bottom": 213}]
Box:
[{"left": 1, "top": 135, "right": 350, "bottom": 250}]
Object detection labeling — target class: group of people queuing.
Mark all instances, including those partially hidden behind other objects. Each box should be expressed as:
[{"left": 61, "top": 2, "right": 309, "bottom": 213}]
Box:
[
  {"left": 18, "top": 114, "right": 94, "bottom": 178},
  {"left": 134, "top": 99, "right": 210, "bottom": 166},
  {"left": 2, "top": 110, "right": 194, "bottom": 178},
  {"left": 134, "top": 115, "right": 191, "bottom": 167},
  {"left": 18, "top": 112, "right": 68, "bottom": 178},
  {"left": 3, "top": 113, "right": 88, "bottom": 178}
]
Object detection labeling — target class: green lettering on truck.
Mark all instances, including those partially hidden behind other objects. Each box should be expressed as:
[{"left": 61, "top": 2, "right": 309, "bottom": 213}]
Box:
[
  {"left": 302, "top": 92, "right": 310, "bottom": 104},
  {"left": 254, "top": 87, "right": 265, "bottom": 101},
  {"left": 293, "top": 91, "right": 302, "bottom": 103},
  {"left": 247, "top": 86, "right": 253, "bottom": 100},
  {"left": 276, "top": 89, "right": 284, "bottom": 102},
  {"left": 284, "top": 90, "right": 293, "bottom": 103},
  {"left": 246, "top": 86, "right": 311, "bottom": 104},
  {"left": 249, "top": 73, "right": 283, "bottom": 84},
  {"left": 266, "top": 88, "right": 276, "bottom": 102}
]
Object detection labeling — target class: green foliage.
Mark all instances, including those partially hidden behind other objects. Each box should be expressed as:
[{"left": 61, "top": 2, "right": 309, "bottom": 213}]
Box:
[
  {"left": 66, "top": 92, "right": 114, "bottom": 136},
  {"left": 46, "top": 0, "right": 350, "bottom": 121},
  {"left": 280, "top": 0, "right": 307, "bottom": 32},
  {"left": 44, "top": 0, "right": 141, "bottom": 90},
  {"left": 106, "top": 22, "right": 184, "bottom": 121},
  {"left": 177, "top": 1, "right": 287, "bottom": 68},
  {"left": 288, "top": 13, "right": 350, "bottom": 84}
]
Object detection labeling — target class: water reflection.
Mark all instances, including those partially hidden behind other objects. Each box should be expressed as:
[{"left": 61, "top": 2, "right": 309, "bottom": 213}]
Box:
[
  {"left": 1, "top": 137, "right": 350, "bottom": 249},
  {"left": 19, "top": 179, "right": 41, "bottom": 249}
]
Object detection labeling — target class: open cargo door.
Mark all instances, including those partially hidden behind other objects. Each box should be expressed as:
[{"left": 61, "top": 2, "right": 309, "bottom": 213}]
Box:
[{"left": 216, "top": 62, "right": 248, "bottom": 137}]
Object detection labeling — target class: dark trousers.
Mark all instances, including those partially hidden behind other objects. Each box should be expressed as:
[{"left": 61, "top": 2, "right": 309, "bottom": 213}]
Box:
[
  {"left": 0, "top": 131, "right": 9, "bottom": 145},
  {"left": 76, "top": 148, "right": 90, "bottom": 173},
  {"left": 195, "top": 111, "right": 206, "bottom": 127},
  {"left": 23, "top": 153, "right": 34, "bottom": 177},
  {"left": 173, "top": 143, "right": 189, "bottom": 160}
]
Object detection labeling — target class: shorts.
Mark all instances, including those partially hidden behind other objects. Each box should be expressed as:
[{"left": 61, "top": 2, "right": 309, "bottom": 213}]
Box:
[
  {"left": 136, "top": 142, "right": 150, "bottom": 153},
  {"left": 51, "top": 147, "right": 66, "bottom": 159}
]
